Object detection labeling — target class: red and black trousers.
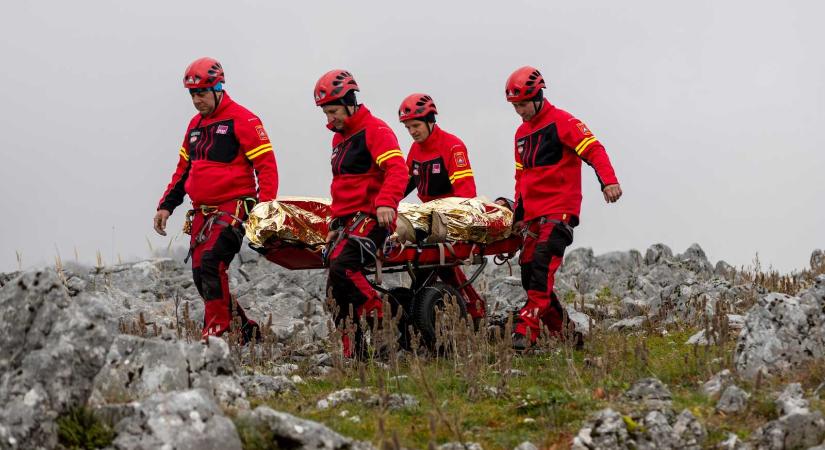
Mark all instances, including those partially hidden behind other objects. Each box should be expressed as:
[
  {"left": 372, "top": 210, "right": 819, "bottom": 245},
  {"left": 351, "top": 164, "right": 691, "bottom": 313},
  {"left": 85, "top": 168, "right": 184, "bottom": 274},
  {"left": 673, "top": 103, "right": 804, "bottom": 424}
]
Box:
[
  {"left": 327, "top": 214, "right": 387, "bottom": 325},
  {"left": 326, "top": 214, "right": 389, "bottom": 357},
  {"left": 188, "top": 198, "right": 258, "bottom": 341},
  {"left": 515, "top": 214, "right": 577, "bottom": 341}
]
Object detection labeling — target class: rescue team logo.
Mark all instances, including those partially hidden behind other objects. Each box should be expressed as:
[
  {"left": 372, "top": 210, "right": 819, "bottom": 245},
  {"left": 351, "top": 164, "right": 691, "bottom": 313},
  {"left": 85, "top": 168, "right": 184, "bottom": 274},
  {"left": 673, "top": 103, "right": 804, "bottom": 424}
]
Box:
[
  {"left": 432, "top": 163, "right": 441, "bottom": 174},
  {"left": 189, "top": 130, "right": 200, "bottom": 144},
  {"left": 412, "top": 161, "right": 420, "bottom": 176},
  {"left": 577, "top": 122, "right": 592, "bottom": 136},
  {"left": 517, "top": 138, "right": 526, "bottom": 154},
  {"left": 454, "top": 151, "right": 468, "bottom": 168},
  {"left": 256, "top": 125, "right": 269, "bottom": 142},
  {"left": 216, "top": 125, "right": 229, "bottom": 135}
]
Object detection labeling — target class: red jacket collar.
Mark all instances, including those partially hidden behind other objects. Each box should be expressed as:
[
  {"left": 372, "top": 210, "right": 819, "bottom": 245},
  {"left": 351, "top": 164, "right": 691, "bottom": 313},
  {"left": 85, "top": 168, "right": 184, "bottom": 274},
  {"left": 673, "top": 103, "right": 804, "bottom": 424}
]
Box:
[
  {"left": 326, "top": 104, "right": 371, "bottom": 136},
  {"left": 418, "top": 124, "right": 443, "bottom": 151}
]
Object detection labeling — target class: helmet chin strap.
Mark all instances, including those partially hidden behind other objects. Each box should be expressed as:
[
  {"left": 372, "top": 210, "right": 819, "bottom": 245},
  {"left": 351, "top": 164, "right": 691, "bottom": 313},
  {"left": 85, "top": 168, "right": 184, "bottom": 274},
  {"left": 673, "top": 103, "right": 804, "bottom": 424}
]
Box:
[
  {"left": 345, "top": 103, "right": 359, "bottom": 117},
  {"left": 207, "top": 91, "right": 224, "bottom": 115}
]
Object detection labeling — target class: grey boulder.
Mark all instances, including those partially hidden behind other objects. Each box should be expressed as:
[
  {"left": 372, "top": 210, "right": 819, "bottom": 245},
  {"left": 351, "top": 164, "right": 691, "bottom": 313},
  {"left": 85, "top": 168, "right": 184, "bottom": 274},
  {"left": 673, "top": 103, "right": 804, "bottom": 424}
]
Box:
[
  {"left": 716, "top": 385, "right": 750, "bottom": 414},
  {"left": 237, "top": 406, "right": 375, "bottom": 450},
  {"left": 111, "top": 388, "right": 241, "bottom": 450},
  {"left": 0, "top": 270, "right": 115, "bottom": 449},
  {"left": 89, "top": 335, "right": 245, "bottom": 409},
  {"left": 734, "top": 276, "right": 825, "bottom": 379}
]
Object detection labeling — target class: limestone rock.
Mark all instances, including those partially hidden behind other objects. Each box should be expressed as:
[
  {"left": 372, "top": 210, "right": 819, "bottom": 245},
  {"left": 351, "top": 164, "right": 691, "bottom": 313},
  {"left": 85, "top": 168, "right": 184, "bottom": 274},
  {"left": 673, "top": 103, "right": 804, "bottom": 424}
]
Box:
[
  {"left": 111, "top": 389, "right": 241, "bottom": 450},
  {"left": 0, "top": 270, "right": 116, "bottom": 449},
  {"left": 237, "top": 406, "right": 375, "bottom": 450},
  {"left": 645, "top": 244, "right": 674, "bottom": 266},
  {"left": 240, "top": 374, "right": 297, "bottom": 398},
  {"left": 89, "top": 335, "right": 242, "bottom": 409},
  {"left": 702, "top": 369, "right": 734, "bottom": 399},
  {"left": 734, "top": 277, "right": 825, "bottom": 379},
  {"left": 716, "top": 385, "right": 750, "bottom": 414}
]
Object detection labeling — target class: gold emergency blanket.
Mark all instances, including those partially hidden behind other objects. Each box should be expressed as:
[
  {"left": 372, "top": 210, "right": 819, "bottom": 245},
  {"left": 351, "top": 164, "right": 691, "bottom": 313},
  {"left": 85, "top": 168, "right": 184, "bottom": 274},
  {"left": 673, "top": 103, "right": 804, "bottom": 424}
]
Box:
[
  {"left": 244, "top": 197, "right": 331, "bottom": 247},
  {"left": 397, "top": 197, "right": 513, "bottom": 244},
  {"left": 245, "top": 196, "right": 512, "bottom": 248}
]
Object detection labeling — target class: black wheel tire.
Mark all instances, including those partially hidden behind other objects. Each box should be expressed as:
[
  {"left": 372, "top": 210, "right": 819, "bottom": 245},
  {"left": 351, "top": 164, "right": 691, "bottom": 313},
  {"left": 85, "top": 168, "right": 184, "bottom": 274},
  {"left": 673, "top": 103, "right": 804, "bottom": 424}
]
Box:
[
  {"left": 411, "top": 282, "right": 468, "bottom": 350},
  {"left": 387, "top": 287, "right": 414, "bottom": 350}
]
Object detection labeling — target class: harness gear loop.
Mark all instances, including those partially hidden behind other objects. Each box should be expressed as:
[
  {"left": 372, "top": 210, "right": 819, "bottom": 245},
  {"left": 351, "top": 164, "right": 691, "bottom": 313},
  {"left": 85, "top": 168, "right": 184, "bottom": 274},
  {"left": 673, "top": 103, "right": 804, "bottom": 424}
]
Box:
[
  {"left": 324, "top": 212, "right": 389, "bottom": 284},
  {"left": 183, "top": 198, "right": 250, "bottom": 263},
  {"left": 183, "top": 210, "right": 195, "bottom": 235}
]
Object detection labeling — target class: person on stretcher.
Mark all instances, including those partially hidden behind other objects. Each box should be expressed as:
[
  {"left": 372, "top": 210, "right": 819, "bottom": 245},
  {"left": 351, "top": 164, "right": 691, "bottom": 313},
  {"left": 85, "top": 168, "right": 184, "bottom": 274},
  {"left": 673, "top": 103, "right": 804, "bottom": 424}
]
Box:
[{"left": 397, "top": 93, "right": 487, "bottom": 322}]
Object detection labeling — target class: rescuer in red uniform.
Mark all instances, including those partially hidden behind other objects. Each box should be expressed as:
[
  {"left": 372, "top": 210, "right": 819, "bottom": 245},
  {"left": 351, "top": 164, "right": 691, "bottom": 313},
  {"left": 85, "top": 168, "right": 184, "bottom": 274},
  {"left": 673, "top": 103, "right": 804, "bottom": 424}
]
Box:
[
  {"left": 503, "top": 66, "right": 622, "bottom": 351},
  {"left": 314, "top": 70, "right": 408, "bottom": 357},
  {"left": 154, "top": 57, "right": 279, "bottom": 343},
  {"left": 398, "top": 93, "right": 487, "bottom": 322}
]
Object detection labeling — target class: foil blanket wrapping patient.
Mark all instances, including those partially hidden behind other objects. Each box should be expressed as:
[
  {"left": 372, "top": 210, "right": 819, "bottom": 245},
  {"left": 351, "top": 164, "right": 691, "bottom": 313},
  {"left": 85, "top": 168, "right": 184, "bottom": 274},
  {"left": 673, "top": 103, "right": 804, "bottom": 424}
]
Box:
[{"left": 244, "top": 196, "right": 513, "bottom": 249}]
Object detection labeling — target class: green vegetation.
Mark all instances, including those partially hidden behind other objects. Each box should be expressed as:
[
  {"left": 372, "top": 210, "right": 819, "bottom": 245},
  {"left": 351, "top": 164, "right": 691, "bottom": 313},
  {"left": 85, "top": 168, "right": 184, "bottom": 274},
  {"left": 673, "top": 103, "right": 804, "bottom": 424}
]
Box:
[
  {"left": 56, "top": 407, "right": 115, "bottom": 450},
  {"left": 232, "top": 324, "right": 750, "bottom": 449}
]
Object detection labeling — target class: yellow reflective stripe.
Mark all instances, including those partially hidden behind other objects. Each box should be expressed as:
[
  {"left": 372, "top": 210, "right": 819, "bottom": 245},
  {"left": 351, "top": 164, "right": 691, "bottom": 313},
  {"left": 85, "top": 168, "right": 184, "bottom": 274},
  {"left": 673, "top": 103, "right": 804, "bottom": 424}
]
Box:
[
  {"left": 449, "top": 170, "right": 474, "bottom": 183},
  {"left": 575, "top": 136, "right": 597, "bottom": 155},
  {"left": 449, "top": 169, "right": 473, "bottom": 181},
  {"left": 179, "top": 147, "right": 189, "bottom": 161},
  {"left": 375, "top": 149, "right": 403, "bottom": 165},
  {"left": 515, "top": 162, "right": 523, "bottom": 170},
  {"left": 245, "top": 143, "right": 272, "bottom": 158},
  {"left": 247, "top": 146, "right": 273, "bottom": 160}
]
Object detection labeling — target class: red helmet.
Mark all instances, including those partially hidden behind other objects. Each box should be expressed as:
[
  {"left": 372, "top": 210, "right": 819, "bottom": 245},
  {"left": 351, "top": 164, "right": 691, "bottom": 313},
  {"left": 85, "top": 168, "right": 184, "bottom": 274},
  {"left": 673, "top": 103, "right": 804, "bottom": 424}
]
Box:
[
  {"left": 314, "top": 70, "right": 359, "bottom": 106},
  {"left": 505, "top": 66, "right": 546, "bottom": 102},
  {"left": 398, "top": 93, "right": 438, "bottom": 122},
  {"left": 183, "top": 57, "right": 225, "bottom": 89}
]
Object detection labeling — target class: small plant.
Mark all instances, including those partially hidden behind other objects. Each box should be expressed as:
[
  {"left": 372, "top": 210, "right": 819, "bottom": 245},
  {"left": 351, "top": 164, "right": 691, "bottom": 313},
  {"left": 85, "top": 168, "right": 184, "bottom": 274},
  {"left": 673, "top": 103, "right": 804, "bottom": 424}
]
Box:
[
  {"left": 234, "top": 417, "right": 274, "bottom": 450},
  {"left": 57, "top": 407, "right": 115, "bottom": 450},
  {"left": 95, "top": 250, "right": 104, "bottom": 272},
  {"left": 595, "top": 286, "right": 615, "bottom": 305}
]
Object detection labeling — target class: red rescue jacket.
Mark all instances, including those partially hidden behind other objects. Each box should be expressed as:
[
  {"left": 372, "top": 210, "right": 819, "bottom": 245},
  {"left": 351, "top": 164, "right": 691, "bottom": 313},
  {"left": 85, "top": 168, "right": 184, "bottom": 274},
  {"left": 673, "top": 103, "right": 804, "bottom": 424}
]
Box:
[
  {"left": 328, "top": 105, "right": 408, "bottom": 219},
  {"left": 513, "top": 100, "right": 618, "bottom": 221},
  {"left": 158, "top": 93, "right": 278, "bottom": 212},
  {"left": 405, "top": 125, "right": 477, "bottom": 202}
]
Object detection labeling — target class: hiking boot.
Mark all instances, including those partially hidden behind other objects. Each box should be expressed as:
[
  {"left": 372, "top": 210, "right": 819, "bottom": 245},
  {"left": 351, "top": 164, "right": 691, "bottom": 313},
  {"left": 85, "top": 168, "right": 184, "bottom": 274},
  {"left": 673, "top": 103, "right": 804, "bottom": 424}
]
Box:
[
  {"left": 241, "top": 320, "right": 261, "bottom": 345},
  {"left": 512, "top": 333, "right": 535, "bottom": 353},
  {"left": 572, "top": 331, "right": 585, "bottom": 351}
]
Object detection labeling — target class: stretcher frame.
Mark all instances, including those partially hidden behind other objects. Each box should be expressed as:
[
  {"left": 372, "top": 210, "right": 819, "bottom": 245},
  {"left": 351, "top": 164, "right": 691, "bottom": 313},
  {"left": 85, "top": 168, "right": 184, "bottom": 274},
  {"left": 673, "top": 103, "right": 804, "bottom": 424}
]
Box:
[{"left": 251, "top": 235, "right": 521, "bottom": 292}]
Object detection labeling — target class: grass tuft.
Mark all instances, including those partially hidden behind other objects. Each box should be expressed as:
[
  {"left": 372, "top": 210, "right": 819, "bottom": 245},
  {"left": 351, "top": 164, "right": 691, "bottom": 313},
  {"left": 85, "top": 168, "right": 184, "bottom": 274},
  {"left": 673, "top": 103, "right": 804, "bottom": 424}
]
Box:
[{"left": 56, "top": 407, "right": 115, "bottom": 450}]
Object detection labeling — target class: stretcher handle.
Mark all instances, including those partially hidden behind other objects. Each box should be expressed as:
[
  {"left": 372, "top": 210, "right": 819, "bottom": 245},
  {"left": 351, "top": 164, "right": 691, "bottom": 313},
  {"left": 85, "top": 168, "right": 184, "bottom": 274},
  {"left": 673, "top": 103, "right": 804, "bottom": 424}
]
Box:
[{"left": 458, "top": 256, "right": 487, "bottom": 290}]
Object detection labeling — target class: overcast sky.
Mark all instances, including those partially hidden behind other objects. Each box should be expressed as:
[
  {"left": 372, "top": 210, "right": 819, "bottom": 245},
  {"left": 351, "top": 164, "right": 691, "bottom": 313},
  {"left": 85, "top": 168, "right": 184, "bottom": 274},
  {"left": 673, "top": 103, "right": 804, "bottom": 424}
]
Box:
[{"left": 1, "top": 0, "right": 822, "bottom": 273}]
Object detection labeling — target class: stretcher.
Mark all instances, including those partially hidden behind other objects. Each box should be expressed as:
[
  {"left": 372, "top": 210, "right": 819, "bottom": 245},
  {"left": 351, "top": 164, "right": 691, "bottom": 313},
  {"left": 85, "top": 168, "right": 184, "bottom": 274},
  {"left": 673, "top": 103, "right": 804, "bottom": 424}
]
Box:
[
  {"left": 246, "top": 197, "right": 521, "bottom": 349},
  {"left": 251, "top": 233, "right": 522, "bottom": 349},
  {"left": 253, "top": 233, "right": 520, "bottom": 272}
]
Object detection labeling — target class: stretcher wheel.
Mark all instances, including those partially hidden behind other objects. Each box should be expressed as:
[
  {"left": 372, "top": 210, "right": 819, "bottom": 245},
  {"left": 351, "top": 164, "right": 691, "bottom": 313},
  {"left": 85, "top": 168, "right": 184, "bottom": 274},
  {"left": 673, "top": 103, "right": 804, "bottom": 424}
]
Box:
[
  {"left": 387, "top": 287, "right": 414, "bottom": 350},
  {"left": 411, "top": 282, "right": 468, "bottom": 349}
]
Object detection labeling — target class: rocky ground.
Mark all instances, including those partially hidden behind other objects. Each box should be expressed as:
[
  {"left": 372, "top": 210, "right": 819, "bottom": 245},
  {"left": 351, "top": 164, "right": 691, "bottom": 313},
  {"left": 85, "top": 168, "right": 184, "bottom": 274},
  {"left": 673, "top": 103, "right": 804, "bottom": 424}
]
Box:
[{"left": 0, "top": 244, "right": 823, "bottom": 449}]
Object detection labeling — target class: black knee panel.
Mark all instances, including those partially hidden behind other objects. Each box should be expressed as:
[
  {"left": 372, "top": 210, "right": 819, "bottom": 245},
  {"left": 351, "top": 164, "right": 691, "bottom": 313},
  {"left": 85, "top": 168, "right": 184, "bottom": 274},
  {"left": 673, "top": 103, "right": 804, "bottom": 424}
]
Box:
[
  {"left": 546, "top": 223, "right": 574, "bottom": 257},
  {"left": 198, "top": 251, "right": 223, "bottom": 300}
]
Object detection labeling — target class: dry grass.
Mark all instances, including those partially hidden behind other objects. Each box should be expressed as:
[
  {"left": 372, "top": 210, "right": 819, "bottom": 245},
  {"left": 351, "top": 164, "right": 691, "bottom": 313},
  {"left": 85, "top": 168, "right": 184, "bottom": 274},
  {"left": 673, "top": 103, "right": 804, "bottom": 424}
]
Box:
[
  {"left": 227, "top": 287, "right": 759, "bottom": 449},
  {"left": 110, "top": 249, "right": 825, "bottom": 449}
]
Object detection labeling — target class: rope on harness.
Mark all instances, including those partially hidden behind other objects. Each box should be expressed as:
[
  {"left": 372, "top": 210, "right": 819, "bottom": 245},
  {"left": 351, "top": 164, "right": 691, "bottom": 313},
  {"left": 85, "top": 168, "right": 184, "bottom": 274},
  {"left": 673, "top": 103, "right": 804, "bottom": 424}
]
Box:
[
  {"left": 323, "top": 212, "right": 389, "bottom": 285},
  {"left": 184, "top": 199, "right": 251, "bottom": 264}
]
